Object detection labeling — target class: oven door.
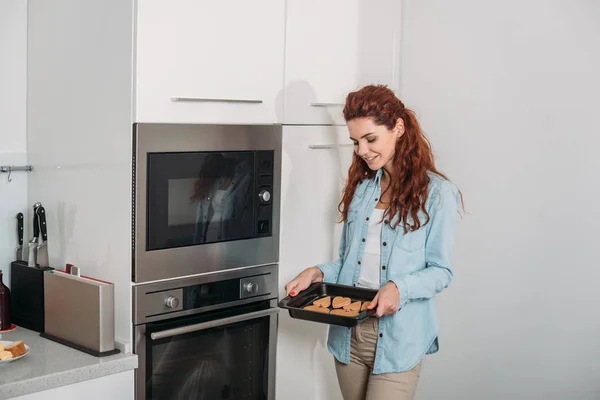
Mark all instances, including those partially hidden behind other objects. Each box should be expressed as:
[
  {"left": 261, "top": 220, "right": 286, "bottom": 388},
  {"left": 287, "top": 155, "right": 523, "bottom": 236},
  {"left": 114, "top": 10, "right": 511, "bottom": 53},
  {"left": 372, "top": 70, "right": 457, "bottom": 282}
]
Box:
[
  {"left": 133, "top": 123, "right": 281, "bottom": 283},
  {"left": 135, "top": 301, "right": 279, "bottom": 400}
]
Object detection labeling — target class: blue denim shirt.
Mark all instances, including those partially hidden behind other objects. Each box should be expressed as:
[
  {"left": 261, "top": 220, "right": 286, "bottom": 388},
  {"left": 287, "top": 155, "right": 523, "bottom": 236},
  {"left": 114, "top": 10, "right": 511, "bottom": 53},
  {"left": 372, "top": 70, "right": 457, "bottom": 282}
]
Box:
[{"left": 317, "top": 170, "right": 459, "bottom": 374}]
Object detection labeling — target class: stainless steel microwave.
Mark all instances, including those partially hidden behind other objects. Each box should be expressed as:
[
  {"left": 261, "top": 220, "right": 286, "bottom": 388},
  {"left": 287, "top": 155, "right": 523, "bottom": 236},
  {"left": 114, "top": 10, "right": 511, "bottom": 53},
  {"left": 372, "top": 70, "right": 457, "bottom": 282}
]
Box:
[{"left": 132, "top": 123, "right": 281, "bottom": 283}]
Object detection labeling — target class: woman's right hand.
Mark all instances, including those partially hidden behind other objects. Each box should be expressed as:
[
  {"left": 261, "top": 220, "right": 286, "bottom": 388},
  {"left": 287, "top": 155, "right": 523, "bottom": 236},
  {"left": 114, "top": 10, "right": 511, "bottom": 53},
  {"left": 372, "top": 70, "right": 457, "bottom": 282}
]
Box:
[{"left": 285, "top": 267, "right": 324, "bottom": 297}]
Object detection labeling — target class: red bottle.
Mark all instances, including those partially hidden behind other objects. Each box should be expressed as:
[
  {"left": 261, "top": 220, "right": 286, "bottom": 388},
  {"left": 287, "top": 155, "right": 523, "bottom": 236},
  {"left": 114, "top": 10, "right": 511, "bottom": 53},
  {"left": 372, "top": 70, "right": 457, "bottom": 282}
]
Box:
[{"left": 0, "top": 270, "right": 11, "bottom": 330}]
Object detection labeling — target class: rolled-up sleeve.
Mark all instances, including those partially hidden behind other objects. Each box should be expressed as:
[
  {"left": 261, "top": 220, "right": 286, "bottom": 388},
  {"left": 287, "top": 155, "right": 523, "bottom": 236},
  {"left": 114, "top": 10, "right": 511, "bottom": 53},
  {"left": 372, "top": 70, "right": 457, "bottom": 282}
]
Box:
[{"left": 391, "top": 181, "right": 459, "bottom": 307}]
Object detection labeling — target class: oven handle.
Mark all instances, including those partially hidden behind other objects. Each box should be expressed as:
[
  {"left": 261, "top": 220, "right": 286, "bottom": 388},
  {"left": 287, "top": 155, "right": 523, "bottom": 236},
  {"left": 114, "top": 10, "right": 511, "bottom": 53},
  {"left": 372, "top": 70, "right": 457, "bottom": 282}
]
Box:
[{"left": 149, "top": 307, "right": 280, "bottom": 341}]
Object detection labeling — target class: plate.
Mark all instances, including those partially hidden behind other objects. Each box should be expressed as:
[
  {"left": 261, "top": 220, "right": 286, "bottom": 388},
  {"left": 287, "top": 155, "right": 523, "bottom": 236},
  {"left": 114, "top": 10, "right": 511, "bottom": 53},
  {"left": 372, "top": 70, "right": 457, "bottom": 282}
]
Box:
[{"left": 0, "top": 340, "right": 30, "bottom": 363}]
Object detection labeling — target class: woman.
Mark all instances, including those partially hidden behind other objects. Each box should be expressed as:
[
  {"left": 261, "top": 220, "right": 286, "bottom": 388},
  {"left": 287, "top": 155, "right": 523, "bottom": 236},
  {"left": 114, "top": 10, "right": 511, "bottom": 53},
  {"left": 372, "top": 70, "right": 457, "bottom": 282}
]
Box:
[{"left": 285, "top": 85, "right": 462, "bottom": 400}]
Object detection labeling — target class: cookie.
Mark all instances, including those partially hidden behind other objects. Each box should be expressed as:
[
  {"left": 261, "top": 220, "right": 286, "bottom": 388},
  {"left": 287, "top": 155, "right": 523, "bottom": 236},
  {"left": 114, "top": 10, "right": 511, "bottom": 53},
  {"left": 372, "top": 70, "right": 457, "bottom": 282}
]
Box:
[
  {"left": 331, "top": 309, "right": 359, "bottom": 317},
  {"left": 313, "top": 296, "right": 331, "bottom": 308},
  {"left": 343, "top": 301, "right": 361, "bottom": 312},
  {"left": 361, "top": 301, "right": 371, "bottom": 311},
  {"left": 303, "top": 305, "right": 330, "bottom": 314},
  {"left": 332, "top": 296, "right": 351, "bottom": 309}
]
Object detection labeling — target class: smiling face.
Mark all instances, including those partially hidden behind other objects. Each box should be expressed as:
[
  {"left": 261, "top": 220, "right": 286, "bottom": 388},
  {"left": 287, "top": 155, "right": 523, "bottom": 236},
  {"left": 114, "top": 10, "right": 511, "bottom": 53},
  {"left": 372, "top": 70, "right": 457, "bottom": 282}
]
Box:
[{"left": 348, "top": 117, "right": 405, "bottom": 172}]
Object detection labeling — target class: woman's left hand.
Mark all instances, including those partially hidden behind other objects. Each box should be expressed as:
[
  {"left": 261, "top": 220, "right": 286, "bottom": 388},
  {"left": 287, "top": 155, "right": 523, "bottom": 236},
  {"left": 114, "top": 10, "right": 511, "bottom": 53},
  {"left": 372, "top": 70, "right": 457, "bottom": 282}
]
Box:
[{"left": 367, "top": 281, "right": 400, "bottom": 318}]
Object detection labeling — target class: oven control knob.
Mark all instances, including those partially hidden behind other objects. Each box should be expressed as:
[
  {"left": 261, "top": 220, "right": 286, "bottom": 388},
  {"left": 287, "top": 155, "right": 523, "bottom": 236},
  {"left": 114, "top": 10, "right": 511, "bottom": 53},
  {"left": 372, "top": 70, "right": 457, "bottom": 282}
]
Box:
[
  {"left": 165, "top": 296, "right": 180, "bottom": 309},
  {"left": 258, "top": 190, "right": 271, "bottom": 203},
  {"left": 244, "top": 282, "right": 258, "bottom": 294}
]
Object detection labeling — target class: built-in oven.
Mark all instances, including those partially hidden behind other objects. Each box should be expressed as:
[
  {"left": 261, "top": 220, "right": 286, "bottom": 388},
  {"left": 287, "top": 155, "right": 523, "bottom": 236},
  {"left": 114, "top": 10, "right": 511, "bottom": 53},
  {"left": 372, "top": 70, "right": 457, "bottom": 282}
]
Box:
[
  {"left": 133, "top": 264, "right": 279, "bottom": 400},
  {"left": 132, "top": 123, "right": 282, "bottom": 283}
]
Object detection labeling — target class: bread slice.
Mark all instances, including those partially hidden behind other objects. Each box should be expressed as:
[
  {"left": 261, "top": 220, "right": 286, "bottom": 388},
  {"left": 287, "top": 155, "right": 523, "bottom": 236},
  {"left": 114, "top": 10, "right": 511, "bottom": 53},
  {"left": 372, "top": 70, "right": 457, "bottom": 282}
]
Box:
[
  {"left": 303, "top": 305, "right": 330, "bottom": 314},
  {"left": 361, "top": 301, "right": 371, "bottom": 311},
  {"left": 0, "top": 350, "right": 13, "bottom": 360},
  {"left": 0, "top": 343, "right": 4, "bottom": 352},
  {"left": 313, "top": 296, "right": 331, "bottom": 308},
  {"left": 332, "top": 296, "right": 351, "bottom": 309},
  {"left": 331, "top": 309, "right": 359, "bottom": 317},
  {"left": 343, "top": 301, "right": 361, "bottom": 312},
  {"left": 6, "top": 341, "right": 27, "bottom": 358}
]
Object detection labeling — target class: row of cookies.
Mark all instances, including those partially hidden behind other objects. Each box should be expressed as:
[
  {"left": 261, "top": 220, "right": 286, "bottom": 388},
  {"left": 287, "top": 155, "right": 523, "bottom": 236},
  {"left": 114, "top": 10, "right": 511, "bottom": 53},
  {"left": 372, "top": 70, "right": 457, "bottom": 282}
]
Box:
[{"left": 303, "top": 296, "right": 372, "bottom": 317}]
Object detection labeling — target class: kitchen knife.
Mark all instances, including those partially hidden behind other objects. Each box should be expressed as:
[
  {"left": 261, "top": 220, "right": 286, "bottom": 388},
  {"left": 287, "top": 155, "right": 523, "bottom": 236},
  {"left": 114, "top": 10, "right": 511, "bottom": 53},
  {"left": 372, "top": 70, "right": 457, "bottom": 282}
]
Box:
[
  {"left": 36, "top": 205, "right": 49, "bottom": 268},
  {"left": 15, "top": 212, "right": 23, "bottom": 261},
  {"left": 28, "top": 202, "right": 41, "bottom": 267}
]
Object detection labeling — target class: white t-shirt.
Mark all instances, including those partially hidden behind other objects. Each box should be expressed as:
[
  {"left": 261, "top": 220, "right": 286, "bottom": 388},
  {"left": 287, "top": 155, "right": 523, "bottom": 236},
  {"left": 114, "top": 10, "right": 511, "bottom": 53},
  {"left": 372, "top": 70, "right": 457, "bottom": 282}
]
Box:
[{"left": 357, "top": 208, "right": 385, "bottom": 290}]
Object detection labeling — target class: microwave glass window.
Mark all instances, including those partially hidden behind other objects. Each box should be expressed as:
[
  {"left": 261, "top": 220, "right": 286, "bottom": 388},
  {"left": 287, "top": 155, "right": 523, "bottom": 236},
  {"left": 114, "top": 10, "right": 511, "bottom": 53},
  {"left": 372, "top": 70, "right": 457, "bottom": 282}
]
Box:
[{"left": 147, "top": 152, "right": 256, "bottom": 250}]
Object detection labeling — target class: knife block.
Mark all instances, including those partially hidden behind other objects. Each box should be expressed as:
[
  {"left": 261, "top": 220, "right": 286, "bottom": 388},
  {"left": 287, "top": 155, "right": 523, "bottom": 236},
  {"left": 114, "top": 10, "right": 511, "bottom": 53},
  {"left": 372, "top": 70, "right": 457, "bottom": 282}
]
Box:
[{"left": 10, "top": 261, "right": 54, "bottom": 333}]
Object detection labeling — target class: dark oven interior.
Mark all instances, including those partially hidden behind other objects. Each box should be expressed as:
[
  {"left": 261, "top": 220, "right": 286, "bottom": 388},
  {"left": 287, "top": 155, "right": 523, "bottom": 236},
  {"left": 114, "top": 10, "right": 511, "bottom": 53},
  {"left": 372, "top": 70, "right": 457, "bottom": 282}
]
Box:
[{"left": 144, "top": 301, "right": 272, "bottom": 400}]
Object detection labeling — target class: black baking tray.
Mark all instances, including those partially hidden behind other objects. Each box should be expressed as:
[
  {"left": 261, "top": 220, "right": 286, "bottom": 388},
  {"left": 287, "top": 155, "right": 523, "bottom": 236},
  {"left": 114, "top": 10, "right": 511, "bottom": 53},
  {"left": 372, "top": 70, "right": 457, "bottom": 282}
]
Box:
[{"left": 278, "top": 283, "right": 378, "bottom": 327}]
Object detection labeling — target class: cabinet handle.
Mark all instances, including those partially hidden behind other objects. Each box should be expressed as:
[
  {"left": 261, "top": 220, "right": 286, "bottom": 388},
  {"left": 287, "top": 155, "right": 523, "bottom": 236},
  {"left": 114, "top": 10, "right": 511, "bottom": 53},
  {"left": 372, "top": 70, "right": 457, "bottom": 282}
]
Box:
[
  {"left": 171, "top": 97, "right": 263, "bottom": 104},
  {"left": 308, "top": 144, "right": 354, "bottom": 149},
  {"left": 309, "top": 102, "right": 345, "bottom": 107}
]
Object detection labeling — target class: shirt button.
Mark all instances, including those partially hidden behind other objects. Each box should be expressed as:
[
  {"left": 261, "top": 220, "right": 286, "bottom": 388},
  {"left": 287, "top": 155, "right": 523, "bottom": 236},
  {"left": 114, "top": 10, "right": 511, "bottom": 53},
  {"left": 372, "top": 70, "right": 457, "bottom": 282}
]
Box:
[
  {"left": 374, "top": 198, "right": 379, "bottom": 201},
  {"left": 382, "top": 266, "right": 386, "bottom": 270},
  {"left": 362, "top": 238, "right": 366, "bottom": 242},
  {"left": 358, "top": 261, "right": 361, "bottom": 265},
  {"left": 384, "top": 220, "right": 389, "bottom": 224},
  {"left": 379, "top": 333, "right": 383, "bottom": 338},
  {"left": 366, "top": 217, "right": 369, "bottom": 221},
  {"left": 383, "top": 242, "right": 387, "bottom": 246}
]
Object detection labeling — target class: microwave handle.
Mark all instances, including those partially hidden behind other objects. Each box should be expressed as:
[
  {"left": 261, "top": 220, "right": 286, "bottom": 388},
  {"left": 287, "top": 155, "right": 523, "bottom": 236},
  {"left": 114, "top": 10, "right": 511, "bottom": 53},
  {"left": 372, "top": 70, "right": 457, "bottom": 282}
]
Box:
[{"left": 149, "top": 307, "right": 280, "bottom": 341}]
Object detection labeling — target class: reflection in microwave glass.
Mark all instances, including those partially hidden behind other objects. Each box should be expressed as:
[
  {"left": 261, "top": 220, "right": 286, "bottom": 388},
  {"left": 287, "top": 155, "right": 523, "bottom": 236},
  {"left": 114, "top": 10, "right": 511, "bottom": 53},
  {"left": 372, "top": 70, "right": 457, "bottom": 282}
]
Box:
[{"left": 166, "top": 152, "right": 254, "bottom": 247}]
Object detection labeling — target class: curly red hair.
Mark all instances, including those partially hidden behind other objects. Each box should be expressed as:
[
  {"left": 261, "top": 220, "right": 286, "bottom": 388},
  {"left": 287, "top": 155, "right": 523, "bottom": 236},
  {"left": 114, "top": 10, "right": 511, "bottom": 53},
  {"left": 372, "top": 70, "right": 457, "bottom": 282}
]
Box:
[{"left": 340, "top": 85, "right": 460, "bottom": 232}]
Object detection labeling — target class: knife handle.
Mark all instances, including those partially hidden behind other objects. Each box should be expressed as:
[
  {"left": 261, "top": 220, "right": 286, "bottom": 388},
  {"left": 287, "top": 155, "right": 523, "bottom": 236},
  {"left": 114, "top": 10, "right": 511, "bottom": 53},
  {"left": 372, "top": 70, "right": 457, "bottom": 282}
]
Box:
[
  {"left": 37, "top": 206, "right": 47, "bottom": 241},
  {"left": 16, "top": 212, "right": 23, "bottom": 245},
  {"left": 33, "top": 204, "right": 40, "bottom": 238}
]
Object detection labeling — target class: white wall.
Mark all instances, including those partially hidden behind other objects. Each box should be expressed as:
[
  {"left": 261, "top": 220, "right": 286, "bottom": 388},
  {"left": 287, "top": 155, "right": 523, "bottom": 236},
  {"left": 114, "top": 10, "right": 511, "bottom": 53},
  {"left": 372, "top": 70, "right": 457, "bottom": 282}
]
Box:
[
  {"left": 26, "top": 0, "right": 134, "bottom": 344},
  {"left": 0, "top": 0, "right": 28, "bottom": 287},
  {"left": 400, "top": 1, "right": 600, "bottom": 399}
]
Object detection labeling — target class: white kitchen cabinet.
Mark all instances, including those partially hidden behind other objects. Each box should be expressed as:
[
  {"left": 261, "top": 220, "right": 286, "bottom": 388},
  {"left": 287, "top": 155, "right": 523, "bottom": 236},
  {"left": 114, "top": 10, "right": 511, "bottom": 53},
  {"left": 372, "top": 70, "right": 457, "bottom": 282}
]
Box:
[
  {"left": 280, "top": 125, "right": 353, "bottom": 277},
  {"left": 278, "top": 125, "right": 353, "bottom": 400},
  {"left": 136, "top": 0, "right": 285, "bottom": 124},
  {"left": 11, "top": 370, "right": 134, "bottom": 400},
  {"left": 284, "top": 0, "right": 402, "bottom": 125}
]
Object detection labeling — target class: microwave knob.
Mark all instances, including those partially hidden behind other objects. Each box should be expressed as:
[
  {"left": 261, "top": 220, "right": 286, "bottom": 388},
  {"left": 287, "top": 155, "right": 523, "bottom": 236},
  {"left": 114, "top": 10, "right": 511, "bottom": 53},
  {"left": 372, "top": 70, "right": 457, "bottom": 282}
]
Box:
[
  {"left": 165, "top": 296, "right": 180, "bottom": 309},
  {"left": 243, "top": 282, "right": 258, "bottom": 294},
  {"left": 258, "top": 190, "right": 271, "bottom": 203}
]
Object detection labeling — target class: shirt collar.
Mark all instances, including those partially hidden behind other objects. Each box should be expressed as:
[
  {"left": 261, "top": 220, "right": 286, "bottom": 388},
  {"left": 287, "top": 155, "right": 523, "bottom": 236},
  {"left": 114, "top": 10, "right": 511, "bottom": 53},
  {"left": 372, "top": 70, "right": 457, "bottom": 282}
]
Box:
[{"left": 375, "top": 169, "right": 383, "bottom": 185}]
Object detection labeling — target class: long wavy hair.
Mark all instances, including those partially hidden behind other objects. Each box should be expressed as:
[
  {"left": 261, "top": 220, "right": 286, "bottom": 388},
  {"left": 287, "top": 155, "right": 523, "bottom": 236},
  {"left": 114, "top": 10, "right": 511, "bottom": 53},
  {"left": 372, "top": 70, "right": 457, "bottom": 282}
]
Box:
[{"left": 339, "top": 85, "right": 462, "bottom": 232}]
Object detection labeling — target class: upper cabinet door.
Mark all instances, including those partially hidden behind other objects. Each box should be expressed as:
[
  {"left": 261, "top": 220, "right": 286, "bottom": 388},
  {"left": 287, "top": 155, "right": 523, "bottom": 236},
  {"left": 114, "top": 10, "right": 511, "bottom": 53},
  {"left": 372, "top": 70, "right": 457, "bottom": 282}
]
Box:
[
  {"left": 135, "top": 0, "right": 285, "bottom": 124},
  {"left": 284, "top": 0, "right": 402, "bottom": 125}
]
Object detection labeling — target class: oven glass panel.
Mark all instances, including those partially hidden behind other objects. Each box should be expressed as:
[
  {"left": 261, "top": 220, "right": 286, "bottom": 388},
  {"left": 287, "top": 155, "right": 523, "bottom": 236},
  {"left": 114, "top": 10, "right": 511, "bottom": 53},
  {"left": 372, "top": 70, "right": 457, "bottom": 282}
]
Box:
[
  {"left": 147, "top": 151, "right": 255, "bottom": 250},
  {"left": 147, "top": 315, "right": 270, "bottom": 400}
]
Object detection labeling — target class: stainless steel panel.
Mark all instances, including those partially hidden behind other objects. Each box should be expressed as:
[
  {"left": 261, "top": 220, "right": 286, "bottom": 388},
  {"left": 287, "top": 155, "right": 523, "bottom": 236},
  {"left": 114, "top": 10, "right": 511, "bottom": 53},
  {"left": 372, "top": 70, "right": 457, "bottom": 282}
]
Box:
[
  {"left": 133, "top": 264, "right": 278, "bottom": 325},
  {"left": 141, "top": 289, "right": 183, "bottom": 318},
  {"left": 44, "top": 271, "right": 115, "bottom": 353},
  {"left": 239, "top": 274, "right": 270, "bottom": 299},
  {"left": 133, "top": 123, "right": 282, "bottom": 283}
]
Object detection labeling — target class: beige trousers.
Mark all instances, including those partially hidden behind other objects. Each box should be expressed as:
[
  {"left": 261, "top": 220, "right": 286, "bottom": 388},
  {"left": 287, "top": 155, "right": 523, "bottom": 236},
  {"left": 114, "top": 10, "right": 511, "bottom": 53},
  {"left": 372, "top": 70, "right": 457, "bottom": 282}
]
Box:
[{"left": 334, "top": 318, "right": 422, "bottom": 400}]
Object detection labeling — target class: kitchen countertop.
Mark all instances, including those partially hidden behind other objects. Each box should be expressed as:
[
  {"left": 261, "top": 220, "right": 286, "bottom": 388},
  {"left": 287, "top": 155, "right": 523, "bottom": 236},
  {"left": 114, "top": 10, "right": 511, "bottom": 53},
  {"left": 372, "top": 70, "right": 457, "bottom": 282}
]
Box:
[{"left": 0, "top": 326, "right": 138, "bottom": 399}]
